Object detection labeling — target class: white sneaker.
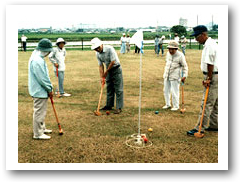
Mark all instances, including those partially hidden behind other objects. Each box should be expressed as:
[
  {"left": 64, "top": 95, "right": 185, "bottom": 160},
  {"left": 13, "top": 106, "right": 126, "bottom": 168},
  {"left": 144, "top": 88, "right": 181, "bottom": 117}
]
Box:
[
  {"left": 33, "top": 134, "right": 51, "bottom": 140},
  {"left": 162, "top": 105, "right": 171, "bottom": 109},
  {"left": 61, "top": 93, "right": 71, "bottom": 97},
  {"left": 171, "top": 107, "right": 179, "bottom": 111},
  {"left": 44, "top": 129, "right": 52, "bottom": 134}
]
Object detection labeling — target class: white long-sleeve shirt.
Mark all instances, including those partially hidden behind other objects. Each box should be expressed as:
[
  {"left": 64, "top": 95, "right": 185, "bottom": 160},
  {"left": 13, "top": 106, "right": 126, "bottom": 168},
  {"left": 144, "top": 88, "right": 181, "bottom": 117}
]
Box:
[
  {"left": 48, "top": 47, "right": 67, "bottom": 71},
  {"left": 163, "top": 51, "right": 188, "bottom": 81}
]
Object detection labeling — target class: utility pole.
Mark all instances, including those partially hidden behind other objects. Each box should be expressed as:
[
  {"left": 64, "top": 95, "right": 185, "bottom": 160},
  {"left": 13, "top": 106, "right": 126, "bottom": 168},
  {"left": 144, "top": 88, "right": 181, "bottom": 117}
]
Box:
[
  {"left": 197, "top": 15, "right": 198, "bottom": 25},
  {"left": 212, "top": 15, "right": 214, "bottom": 30}
]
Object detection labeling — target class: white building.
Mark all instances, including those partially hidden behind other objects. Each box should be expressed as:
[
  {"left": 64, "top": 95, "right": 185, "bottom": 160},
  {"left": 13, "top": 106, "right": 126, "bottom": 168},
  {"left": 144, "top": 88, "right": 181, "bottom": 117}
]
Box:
[{"left": 179, "top": 18, "right": 188, "bottom": 27}]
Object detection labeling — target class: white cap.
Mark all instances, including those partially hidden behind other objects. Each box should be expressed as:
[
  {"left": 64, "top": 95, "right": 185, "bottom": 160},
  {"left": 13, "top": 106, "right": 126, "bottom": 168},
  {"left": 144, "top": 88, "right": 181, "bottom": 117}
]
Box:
[
  {"left": 122, "top": 33, "right": 125, "bottom": 36},
  {"left": 56, "top": 38, "right": 66, "bottom": 45},
  {"left": 91, "top": 37, "right": 102, "bottom": 50},
  {"left": 162, "top": 35, "right": 165, "bottom": 39}
]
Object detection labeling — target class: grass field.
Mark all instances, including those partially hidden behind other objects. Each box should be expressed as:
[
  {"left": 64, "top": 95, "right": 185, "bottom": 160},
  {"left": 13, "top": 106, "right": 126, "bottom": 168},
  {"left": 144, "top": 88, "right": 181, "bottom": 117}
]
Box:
[
  {"left": 18, "top": 49, "right": 218, "bottom": 163},
  {"left": 18, "top": 31, "right": 218, "bottom": 42}
]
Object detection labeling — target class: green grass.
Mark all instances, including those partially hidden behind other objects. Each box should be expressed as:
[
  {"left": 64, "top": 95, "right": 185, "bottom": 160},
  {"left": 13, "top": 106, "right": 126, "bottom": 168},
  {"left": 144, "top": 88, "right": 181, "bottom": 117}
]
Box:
[
  {"left": 18, "top": 31, "right": 218, "bottom": 42},
  {"left": 18, "top": 49, "right": 218, "bottom": 163}
]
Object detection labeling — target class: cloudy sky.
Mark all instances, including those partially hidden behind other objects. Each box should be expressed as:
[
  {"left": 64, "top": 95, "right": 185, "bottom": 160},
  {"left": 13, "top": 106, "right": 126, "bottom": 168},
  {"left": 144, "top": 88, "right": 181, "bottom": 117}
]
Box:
[{"left": 17, "top": 5, "right": 220, "bottom": 29}]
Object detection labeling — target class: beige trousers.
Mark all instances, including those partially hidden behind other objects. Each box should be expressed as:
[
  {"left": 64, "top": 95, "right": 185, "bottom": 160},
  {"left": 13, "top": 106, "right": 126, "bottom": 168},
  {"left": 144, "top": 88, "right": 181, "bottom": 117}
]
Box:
[
  {"left": 33, "top": 98, "right": 48, "bottom": 137},
  {"left": 195, "top": 74, "right": 218, "bottom": 131}
]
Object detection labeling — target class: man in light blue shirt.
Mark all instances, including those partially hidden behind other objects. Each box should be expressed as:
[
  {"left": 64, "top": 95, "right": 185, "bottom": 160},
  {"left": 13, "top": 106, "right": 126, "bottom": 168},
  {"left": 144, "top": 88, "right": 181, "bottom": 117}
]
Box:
[{"left": 28, "top": 38, "right": 53, "bottom": 139}]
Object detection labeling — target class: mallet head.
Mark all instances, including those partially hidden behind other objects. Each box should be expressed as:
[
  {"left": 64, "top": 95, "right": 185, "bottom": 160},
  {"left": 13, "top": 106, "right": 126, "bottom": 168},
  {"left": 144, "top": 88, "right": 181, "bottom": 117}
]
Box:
[
  {"left": 180, "top": 108, "right": 186, "bottom": 114},
  {"left": 194, "top": 132, "right": 204, "bottom": 138},
  {"left": 59, "top": 129, "right": 64, "bottom": 135},
  {"left": 94, "top": 111, "right": 102, "bottom": 116}
]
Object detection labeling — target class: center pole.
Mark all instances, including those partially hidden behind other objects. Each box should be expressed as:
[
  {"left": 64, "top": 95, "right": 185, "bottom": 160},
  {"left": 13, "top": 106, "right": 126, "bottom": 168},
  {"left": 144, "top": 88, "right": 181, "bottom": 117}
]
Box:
[{"left": 138, "top": 51, "right": 142, "bottom": 135}]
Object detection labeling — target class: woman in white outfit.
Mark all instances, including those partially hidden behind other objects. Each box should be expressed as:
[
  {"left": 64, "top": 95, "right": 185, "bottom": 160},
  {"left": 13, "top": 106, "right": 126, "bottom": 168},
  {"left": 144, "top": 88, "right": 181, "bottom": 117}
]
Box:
[{"left": 163, "top": 41, "right": 188, "bottom": 111}]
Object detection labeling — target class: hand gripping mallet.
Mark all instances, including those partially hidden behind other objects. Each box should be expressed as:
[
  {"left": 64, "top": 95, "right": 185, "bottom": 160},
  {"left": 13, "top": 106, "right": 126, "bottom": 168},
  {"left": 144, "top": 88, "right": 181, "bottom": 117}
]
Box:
[
  {"left": 180, "top": 81, "right": 186, "bottom": 113},
  {"left": 50, "top": 96, "right": 64, "bottom": 135},
  {"left": 56, "top": 67, "right": 61, "bottom": 98},
  {"left": 194, "top": 86, "right": 209, "bottom": 138},
  {"left": 94, "top": 78, "right": 105, "bottom": 116}
]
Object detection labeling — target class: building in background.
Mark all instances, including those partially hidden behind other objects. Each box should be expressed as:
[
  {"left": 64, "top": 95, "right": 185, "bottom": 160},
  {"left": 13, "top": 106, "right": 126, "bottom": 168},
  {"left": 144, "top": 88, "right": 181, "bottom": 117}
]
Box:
[{"left": 179, "top": 17, "right": 188, "bottom": 27}]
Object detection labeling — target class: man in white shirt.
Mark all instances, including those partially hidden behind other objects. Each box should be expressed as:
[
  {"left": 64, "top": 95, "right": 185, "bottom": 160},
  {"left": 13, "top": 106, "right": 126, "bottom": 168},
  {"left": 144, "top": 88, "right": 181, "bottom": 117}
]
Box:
[
  {"left": 180, "top": 36, "right": 187, "bottom": 55},
  {"left": 174, "top": 33, "right": 180, "bottom": 43},
  {"left": 91, "top": 38, "right": 124, "bottom": 114},
  {"left": 120, "top": 33, "right": 126, "bottom": 54},
  {"left": 187, "top": 25, "right": 218, "bottom": 136},
  {"left": 21, "top": 34, "right": 28, "bottom": 52}
]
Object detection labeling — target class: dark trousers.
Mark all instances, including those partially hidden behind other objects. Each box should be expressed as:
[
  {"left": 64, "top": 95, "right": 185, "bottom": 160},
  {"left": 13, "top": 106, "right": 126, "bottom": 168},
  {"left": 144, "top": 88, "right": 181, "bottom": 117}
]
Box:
[
  {"left": 135, "top": 45, "right": 140, "bottom": 53},
  {"left": 106, "top": 67, "right": 124, "bottom": 109},
  {"left": 23, "top": 42, "right": 27, "bottom": 52}
]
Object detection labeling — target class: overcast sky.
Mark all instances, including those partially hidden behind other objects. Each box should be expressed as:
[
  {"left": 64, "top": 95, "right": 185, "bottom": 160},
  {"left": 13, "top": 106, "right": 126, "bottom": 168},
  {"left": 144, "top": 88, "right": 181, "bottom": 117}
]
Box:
[{"left": 17, "top": 5, "right": 219, "bottom": 29}]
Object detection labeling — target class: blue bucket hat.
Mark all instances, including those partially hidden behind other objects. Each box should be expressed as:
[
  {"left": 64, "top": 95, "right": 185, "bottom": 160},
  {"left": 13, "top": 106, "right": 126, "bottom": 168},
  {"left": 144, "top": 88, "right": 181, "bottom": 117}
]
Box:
[{"left": 190, "top": 25, "right": 208, "bottom": 37}]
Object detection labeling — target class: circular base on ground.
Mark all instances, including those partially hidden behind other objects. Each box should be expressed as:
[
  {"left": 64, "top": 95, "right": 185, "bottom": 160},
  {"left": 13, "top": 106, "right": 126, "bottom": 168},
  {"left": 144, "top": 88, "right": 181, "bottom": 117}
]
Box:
[{"left": 125, "top": 133, "right": 153, "bottom": 149}]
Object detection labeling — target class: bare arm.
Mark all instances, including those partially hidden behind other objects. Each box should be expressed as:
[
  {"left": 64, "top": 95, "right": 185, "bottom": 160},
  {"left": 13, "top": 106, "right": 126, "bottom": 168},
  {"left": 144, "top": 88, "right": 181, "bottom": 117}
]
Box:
[{"left": 203, "top": 64, "right": 214, "bottom": 87}]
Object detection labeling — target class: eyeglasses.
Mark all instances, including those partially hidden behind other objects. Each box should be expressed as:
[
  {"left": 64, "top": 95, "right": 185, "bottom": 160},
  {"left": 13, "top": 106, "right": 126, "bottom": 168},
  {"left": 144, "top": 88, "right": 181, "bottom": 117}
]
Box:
[{"left": 196, "top": 34, "right": 202, "bottom": 40}]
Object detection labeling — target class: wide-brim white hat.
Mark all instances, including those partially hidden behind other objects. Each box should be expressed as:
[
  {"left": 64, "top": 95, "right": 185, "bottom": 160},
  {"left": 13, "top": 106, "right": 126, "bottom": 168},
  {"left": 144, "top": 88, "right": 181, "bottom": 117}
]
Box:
[
  {"left": 91, "top": 37, "right": 102, "bottom": 50},
  {"left": 167, "top": 41, "right": 179, "bottom": 49},
  {"left": 56, "top": 38, "right": 66, "bottom": 45}
]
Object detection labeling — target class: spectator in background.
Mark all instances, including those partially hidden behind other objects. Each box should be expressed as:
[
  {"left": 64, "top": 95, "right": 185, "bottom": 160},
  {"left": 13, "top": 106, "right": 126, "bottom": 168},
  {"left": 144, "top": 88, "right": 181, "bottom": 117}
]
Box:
[
  {"left": 21, "top": 34, "right": 28, "bottom": 52},
  {"left": 180, "top": 36, "right": 187, "bottom": 55},
  {"left": 135, "top": 45, "right": 140, "bottom": 54},
  {"left": 126, "top": 34, "right": 131, "bottom": 53},
  {"left": 154, "top": 35, "right": 159, "bottom": 55},
  {"left": 174, "top": 33, "right": 180, "bottom": 43},
  {"left": 158, "top": 35, "right": 165, "bottom": 56},
  {"left": 120, "top": 33, "right": 126, "bottom": 54}
]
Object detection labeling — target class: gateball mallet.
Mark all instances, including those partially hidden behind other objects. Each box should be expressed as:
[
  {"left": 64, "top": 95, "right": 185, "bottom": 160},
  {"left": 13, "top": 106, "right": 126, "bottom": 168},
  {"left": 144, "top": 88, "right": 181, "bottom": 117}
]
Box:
[
  {"left": 180, "top": 81, "right": 186, "bottom": 113},
  {"left": 94, "top": 77, "right": 105, "bottom": 116},
  {"left": 194, "top": 86, "right": 209, "bottom": 138},
  {"left": 50, "top": 96, "right": 63, "bottom": 135}
]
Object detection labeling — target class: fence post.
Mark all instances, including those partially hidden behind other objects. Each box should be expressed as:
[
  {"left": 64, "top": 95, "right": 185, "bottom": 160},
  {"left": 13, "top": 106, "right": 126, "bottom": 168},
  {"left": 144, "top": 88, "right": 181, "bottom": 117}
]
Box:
[
  {"left": 81, "top": 38, "right": 83, "bottom": 50},
  {"left": 189, "top": 38, "right": 191, "bottom": 49}
]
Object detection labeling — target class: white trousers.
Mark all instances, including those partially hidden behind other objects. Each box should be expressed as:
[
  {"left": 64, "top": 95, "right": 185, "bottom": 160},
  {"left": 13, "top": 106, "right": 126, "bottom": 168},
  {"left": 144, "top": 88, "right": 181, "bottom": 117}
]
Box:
[
  {"left": 163, "top": 79, "right": 180, "bottom": 108},
  {"left": 33, "top": 98, "right": 48, "bottom": 137}
]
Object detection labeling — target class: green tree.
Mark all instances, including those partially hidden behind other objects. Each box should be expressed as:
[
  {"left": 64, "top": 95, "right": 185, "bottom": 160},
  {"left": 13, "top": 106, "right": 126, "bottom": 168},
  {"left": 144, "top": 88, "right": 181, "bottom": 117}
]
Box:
[
  {"left": 170, "top": 25, "right": 187, "bottom": 37},
  {"left": 212, "top": 24, "right": 218, "bottom": 31}
]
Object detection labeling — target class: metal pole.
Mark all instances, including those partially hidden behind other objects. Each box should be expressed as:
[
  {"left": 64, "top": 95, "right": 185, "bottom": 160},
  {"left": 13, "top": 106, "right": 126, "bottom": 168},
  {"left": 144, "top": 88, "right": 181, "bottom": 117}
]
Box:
[
  {"left": 138, "top": 51, "right": 142, "bottom": 135},
  {"left": 81, "top": 38, "right": 83, "bottom": 50},
  {"left": 190, "top": 38, "right": 191, "bottom": 49}
]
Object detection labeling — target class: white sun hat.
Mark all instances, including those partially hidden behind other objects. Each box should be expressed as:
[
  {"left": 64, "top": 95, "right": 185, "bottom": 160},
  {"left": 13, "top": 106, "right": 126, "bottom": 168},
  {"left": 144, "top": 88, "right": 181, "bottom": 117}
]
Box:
[
  {"left": 56, "top": 38, "right": 66, "bottom": 45},
  {"left": 91, "top": 37, "right": 102, "bottom": 50},
  {"left": 167, "top": 40, "right": 179, "bottom": 49}
]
